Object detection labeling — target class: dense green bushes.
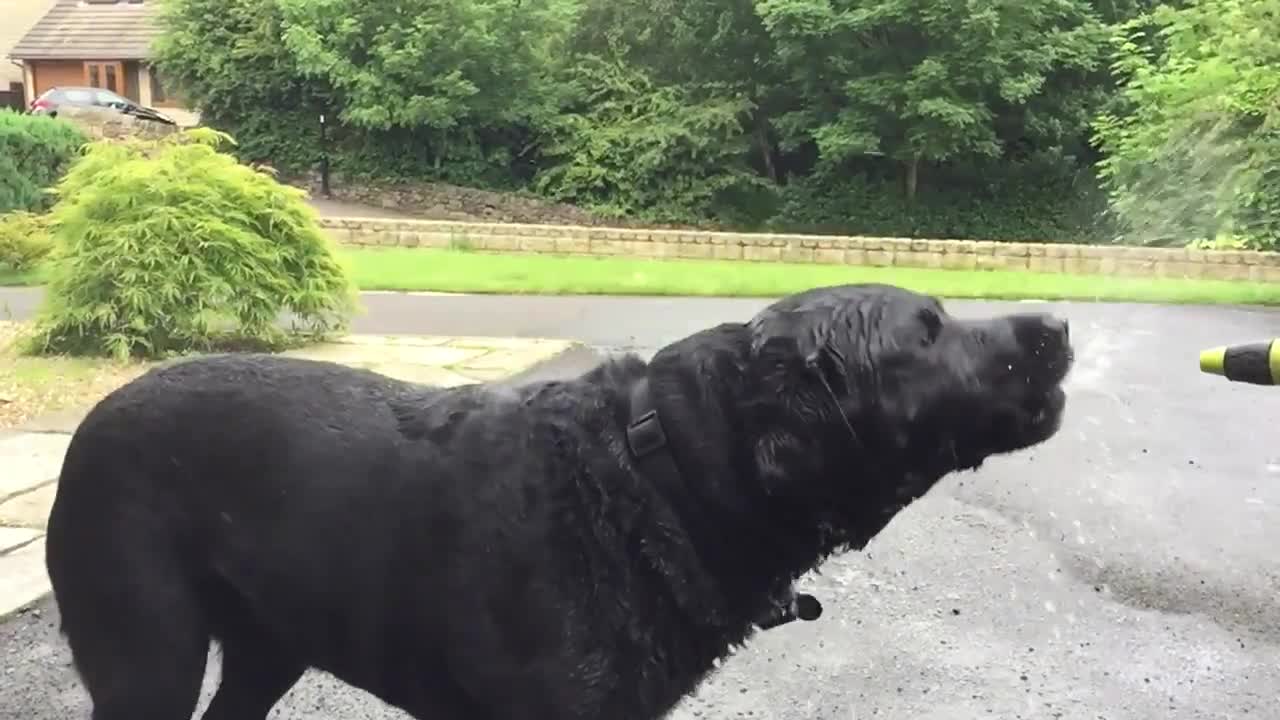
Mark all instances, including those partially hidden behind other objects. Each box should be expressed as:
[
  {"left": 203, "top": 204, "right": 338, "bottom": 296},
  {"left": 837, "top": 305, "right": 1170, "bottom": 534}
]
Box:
[
  {"left": 150, "top": 0, "right": 1279, "bottom": 246},
  {"left": 25, "top": 129, "right": 357, "bottom": 360},
  {"left": 0, "top": 110, "right": 86, "bottom": 214}
]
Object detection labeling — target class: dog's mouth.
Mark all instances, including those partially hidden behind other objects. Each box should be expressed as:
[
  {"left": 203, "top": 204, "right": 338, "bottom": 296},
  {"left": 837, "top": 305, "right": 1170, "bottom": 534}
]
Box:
[
  {"left": 987, "top": 365, "right": 1070, "bottom": 453},
  {"left": 1024, "top": 384, "right": 1067, "bottom": 434}
]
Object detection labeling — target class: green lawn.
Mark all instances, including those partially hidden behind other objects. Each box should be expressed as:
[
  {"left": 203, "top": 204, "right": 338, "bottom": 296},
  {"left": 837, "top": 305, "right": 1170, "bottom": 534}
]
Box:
[
  {"left": 5, "top": 247, "right": 1279, "bottom": 305},
  {"left": 342, "top": 247, "right": 1280, "bottom": 305}
]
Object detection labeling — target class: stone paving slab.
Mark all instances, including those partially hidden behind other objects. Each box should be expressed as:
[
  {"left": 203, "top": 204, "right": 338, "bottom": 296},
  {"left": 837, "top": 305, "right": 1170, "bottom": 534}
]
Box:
[
  {"left": 0, "top": 539, "right": 50, "bottom": 619},
  {"left": 0, "top": 334, "right": 579, "bottom": 619},
  {"left": 0, "top": 433, "right": 71, "bottom": 499},
  {"left": 0, "top": 484, "right": 56, "bottom": 530},
  {"left": 0, "top": 527, "right": 41, "bottom": 554},
  {"left": 16, "top": 409, "right": 91, "bottom": 435}
]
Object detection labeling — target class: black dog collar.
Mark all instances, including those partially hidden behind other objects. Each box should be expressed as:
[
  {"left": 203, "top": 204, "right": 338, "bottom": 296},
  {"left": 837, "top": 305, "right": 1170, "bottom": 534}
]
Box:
[
  {"left": 626, "top": 377, "right": 677, "bottom": 471},
  {"left": 625, "top": 376, "right": 823, "bottom": 630}
]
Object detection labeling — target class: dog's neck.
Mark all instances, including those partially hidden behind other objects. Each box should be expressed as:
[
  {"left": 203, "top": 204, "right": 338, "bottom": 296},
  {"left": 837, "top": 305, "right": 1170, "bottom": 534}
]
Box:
[
  {"left": 637, "top": 326, "right": 837, "bottom": 616},
  {"left": 636, "top": 323, "right": 959, "bottom": 629}
]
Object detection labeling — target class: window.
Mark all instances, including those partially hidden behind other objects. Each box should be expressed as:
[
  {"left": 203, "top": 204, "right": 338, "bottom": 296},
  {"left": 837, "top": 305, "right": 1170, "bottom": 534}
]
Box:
[
  {"left": 61, "top": 89, "right": 94, "bottom": 104},
  {"left": 93, "top": 90, "right": 128, "bottom": 107},
  {"left": 83, "top": 61, "right": 124, "bottom": 94}
]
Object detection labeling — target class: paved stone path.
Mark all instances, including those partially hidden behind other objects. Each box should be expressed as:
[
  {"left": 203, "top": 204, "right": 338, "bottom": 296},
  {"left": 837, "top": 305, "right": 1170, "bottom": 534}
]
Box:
[{"left": 0, "top": 333, "right": 577, "bottom": 619}]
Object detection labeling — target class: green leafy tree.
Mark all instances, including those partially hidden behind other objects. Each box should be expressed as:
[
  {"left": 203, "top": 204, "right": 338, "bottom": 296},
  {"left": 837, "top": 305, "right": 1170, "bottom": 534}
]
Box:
[
  {"left": 277, "top": 0, "right": 577, "bottom": 179},
  {"left": 756, "top": 0, "right": 1108, "bottom": 199},
  {"left": 568, "top": 0, "right": 794, "bottom": 183},
  {"left": 1094, "top": 0, "right": 1280, "bottom": 249},
  {"left": 27, "top": 129, "right": 356, "bottom": 360},
  {"left": 153, "top": 0, "right": 332, "bottom": 174},
  {"left": 535, "top": 57, "right": 763, "bottom": 222}
]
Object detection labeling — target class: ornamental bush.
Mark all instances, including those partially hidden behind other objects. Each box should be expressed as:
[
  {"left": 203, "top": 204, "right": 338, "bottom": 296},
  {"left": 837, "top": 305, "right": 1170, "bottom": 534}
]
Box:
[
  {"left": 0, "top": 211, "right": 54, "bottom": 271},
  {"left": 26, "top": 128, "right": 357, "bottom": 359}
]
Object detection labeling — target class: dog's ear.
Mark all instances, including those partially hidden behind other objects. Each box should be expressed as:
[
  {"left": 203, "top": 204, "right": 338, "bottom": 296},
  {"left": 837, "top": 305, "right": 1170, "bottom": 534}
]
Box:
[
  {"left": 750, "top": 308, "right": 833, "bottom": 363},
  {"left": 749, "top": 306, "right": 859, "bottom": 393}
]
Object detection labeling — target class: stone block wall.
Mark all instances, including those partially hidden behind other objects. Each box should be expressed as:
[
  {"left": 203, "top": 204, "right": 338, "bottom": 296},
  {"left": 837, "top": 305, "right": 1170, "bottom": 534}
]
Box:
[{"left": 317, "top": 217, "right": 1280, "bottom": 283}]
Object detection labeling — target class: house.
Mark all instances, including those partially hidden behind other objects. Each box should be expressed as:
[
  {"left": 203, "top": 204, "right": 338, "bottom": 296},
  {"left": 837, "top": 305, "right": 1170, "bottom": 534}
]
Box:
[
  {"left": 0, "top": 0, "right": 58, "bottom": 109},
  {"left": 7, "top": 0, "right": 198, "bottom": 125}
]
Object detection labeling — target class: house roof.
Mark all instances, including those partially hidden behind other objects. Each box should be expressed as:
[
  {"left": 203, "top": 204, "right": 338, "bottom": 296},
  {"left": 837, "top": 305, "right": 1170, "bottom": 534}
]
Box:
[{"left": 9, "top": 0, "right": 159, "bottom": 61}]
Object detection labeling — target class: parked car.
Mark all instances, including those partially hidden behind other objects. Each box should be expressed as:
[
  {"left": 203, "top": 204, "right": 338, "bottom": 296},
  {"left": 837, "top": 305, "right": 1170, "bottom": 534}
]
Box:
[{"left": 29, "top": 86, "right": 176, "bottom": 126}]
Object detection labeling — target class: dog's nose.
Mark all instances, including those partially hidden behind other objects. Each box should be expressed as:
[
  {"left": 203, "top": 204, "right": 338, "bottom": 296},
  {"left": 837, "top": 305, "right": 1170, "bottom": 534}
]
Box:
[
  {"left": 1043, "top": 315, "right": 1068, "bottom": 343},
  {"left": 1014, "top": 313, "right": 1071, "bottom": 356}
]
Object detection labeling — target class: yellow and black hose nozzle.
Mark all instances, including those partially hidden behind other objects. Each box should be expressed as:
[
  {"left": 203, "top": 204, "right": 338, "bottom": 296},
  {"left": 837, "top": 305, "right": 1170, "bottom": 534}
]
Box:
[{"left": 1199, "top": 340, "right": 1280, "bottom": 385}]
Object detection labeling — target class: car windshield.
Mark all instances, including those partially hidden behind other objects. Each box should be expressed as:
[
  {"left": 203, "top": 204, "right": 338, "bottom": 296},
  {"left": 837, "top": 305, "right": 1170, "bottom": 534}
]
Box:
[
  {"left": 93, "top": 91, "right": 128, "bottom": 105},
  {"left": 58, "top": 89, "right": 94, "bottom": 103}
]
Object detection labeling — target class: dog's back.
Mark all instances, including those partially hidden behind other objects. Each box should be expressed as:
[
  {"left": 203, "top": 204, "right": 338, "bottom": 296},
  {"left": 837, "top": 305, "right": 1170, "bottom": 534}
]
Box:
[
  {"left": 45, "top": 353, "right": 555, "bottom": 719},
  {"left": 44, "top": 351, "right": 724, "bottom": 720}
]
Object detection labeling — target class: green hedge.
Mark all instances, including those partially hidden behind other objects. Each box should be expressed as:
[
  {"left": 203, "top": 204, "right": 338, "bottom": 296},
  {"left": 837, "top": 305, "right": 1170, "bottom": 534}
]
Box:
[{"left": 0, "top": 110, "right": 87, "bottom": 213}]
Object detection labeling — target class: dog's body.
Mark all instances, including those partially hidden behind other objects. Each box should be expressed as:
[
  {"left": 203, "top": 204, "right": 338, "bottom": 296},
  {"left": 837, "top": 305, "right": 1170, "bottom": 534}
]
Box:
[{"left": 45, "top": 284, "right": 1074, "bottom": 720}]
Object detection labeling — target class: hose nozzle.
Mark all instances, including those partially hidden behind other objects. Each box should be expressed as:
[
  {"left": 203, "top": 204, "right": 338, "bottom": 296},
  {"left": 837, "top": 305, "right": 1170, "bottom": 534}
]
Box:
[{"left": 1199, "top": 340, "right": 1280, "bottom": 385}]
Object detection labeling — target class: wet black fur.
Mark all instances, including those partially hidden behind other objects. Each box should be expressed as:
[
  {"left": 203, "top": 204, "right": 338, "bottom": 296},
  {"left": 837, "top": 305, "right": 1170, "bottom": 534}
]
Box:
[{"left": 44, "top": 283, "right": 1073, "bottom": 720}]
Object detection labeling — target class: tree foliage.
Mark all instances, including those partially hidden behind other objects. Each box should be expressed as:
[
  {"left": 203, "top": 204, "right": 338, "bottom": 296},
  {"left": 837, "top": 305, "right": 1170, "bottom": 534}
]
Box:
[
  {"left": 757, "top": 0, "right": 1108, "bottom": 197},
  {"left": 534, "top": 57, "right": 763, "bottom": 222},
  {"left": 153, "top": 0, "right": 328, "bottom": 174},
  {"left": 1094, "top": 0, "right": 1280, "bottom": 249},
  {"left": 27, "top": 129, "right": 356, "bottom": 360},
  {"left": 152, "top": 0, "right": 1275, "bottom": 245}
]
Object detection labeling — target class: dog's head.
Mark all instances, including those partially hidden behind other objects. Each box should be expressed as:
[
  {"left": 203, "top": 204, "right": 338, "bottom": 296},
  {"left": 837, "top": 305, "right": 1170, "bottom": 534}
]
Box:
[{"left": 744, "top": 283, "right": 1072, "bottom": 523}]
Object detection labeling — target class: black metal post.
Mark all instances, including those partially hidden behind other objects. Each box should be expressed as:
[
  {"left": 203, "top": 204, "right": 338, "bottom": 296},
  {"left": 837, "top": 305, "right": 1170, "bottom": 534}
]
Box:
[{"left": 318, "top": 112, "right": 331, "bottom": 198}]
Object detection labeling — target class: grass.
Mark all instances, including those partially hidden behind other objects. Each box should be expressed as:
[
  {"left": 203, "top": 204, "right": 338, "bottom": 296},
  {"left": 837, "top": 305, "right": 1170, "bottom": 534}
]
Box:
[
  {"left": 0, "top": 321, "right": 151, "bottom": 430},
  {"left": 340, "top": 247, "right": 1280, "bottom": 306},
  {"left": 0, "top": 265, "right": 44, "bottom": 286},
  {"left": 6, "top": 247, "right": 1279, "bottom": 306}
]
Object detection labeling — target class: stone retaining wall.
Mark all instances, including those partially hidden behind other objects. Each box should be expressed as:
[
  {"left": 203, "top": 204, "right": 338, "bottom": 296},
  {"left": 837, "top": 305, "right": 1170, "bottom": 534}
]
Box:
[
  {"left": 317, "top": 217, "right": 1280, "bottom": 283},
  {"left": 55, "top": 105, "right": 179, "bottom": 140}
]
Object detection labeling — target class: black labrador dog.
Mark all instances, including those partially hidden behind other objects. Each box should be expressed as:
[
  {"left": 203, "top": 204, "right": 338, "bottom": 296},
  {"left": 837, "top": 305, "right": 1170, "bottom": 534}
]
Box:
[{"left": 44, "top": 283, "right": 1073, "bottom": 720}]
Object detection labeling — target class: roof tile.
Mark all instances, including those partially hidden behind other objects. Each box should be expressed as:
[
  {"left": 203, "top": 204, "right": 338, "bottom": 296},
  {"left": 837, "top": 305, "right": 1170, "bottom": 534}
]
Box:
[{"left": 10, "top": 0, "right": 159, "bottom": 60}]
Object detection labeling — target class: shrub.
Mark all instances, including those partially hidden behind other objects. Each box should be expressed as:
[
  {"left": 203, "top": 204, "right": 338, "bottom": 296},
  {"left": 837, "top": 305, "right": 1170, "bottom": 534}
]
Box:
[
  {"left": 25, "top": 128, "right": 357, "bottom": 360},
  {"left": 0, "top": 211, "right": 55, "bottom": 271},
  {"left": 768, "top": 157, "right": 1113, "bottom": 243},
  {"left": 0, "top": 110, "right": 87, "bottom": 213}
]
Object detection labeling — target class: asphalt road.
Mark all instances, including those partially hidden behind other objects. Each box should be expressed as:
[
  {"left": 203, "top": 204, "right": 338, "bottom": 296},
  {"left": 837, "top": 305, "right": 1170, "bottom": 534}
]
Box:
[{"left": 3, "top": 289, "right": 1280, "bottom": 719}]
